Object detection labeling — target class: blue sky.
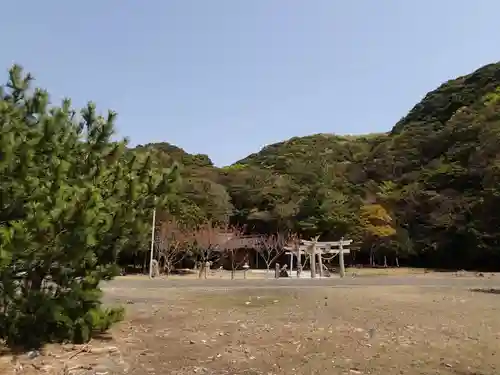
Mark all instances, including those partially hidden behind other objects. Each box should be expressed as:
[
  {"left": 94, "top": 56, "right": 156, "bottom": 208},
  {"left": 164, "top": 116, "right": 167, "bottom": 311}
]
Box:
[{"left": 1, "top": 1, "right": 499, "bottom": 166}]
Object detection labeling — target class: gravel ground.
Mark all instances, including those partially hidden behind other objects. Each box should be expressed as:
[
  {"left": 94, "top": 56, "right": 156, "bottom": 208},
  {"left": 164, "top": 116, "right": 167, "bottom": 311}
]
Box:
[
  {"left": 3, "top": 273, "right": 500, "bottom": 375},
  {"left": 104, "top": 272, "right": 500, "bottom": 291}
]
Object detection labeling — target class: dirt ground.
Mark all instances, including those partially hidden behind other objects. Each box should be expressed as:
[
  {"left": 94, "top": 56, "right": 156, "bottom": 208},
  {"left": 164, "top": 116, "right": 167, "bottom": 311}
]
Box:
[
  {"left": 2, "top": 276, "right": 500, "bottom": 375},
  {"left": 121, "top": 266, "right": 428, "bottom": 280}
]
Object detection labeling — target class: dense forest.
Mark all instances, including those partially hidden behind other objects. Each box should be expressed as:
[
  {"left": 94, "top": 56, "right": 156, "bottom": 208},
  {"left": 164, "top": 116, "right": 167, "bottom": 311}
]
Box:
[
  {"left": 139, "top": 62, "right": 500, "bottom": 271},
  {"left": 1, "top": 61, "right": 500, "bottom": 347}
]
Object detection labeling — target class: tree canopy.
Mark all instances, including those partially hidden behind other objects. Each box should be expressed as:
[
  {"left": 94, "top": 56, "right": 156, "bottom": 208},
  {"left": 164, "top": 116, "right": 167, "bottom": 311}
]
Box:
[{"left": 0, "top": 65, "right": 178, "bottom": 348}]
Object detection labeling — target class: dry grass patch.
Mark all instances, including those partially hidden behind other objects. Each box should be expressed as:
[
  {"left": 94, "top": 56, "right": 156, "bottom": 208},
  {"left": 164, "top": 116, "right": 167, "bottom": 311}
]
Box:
[{"left": 3, "top": 284, "right": 500, "bottom": 374}]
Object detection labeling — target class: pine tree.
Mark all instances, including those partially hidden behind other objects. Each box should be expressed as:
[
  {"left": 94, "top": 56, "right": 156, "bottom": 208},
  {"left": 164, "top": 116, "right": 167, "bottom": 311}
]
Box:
[{"left": 0, "top": 65, "right": 178, "bottom": 349}]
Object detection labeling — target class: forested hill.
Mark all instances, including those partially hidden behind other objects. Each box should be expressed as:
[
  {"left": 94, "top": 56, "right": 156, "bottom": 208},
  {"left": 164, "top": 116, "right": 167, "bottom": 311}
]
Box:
[
  {"left": 140, "top": 61, "right": 500, "bottom": 270},
  {"left": 3, "top": 61, "right": 499, "bottom": 351}
]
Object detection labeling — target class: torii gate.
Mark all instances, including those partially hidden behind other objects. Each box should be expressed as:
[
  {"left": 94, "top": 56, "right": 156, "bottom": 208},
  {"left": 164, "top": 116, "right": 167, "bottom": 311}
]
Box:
[{"left": 284, "top": 237, "right": 352, "bottom": 278}]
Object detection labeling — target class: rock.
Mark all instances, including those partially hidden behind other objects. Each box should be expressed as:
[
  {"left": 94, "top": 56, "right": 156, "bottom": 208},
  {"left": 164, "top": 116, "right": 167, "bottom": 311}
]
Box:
[
  {"left": 27, "top": 350, "right": 40, "bottom": 360},
  {"left": 90, "top": 346, "right": 118, "bottom": 355},
  {"left": 94, "top": 365, "right": 109, "bottom": 375}
]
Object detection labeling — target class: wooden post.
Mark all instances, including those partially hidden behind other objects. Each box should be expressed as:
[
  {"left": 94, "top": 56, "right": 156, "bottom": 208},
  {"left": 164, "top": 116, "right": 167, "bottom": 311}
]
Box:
[
  {"left": 289, "top": 253, "right": 293, "bottom": 277},
  {"left": 339, "top": 237, "right": 345, "bottom": 278},
  {"left": 205, "top": 261, "right": 210, "bottom": 279},
  {"left": 275, "top": 263, "right": 280, "bottom": 279},
  {"left": 243, "top": 262, "right": 249, "bottom": 279},
  {"left": 310, "top": 245, "right": 316, "bottom": 278},
  {"left": 318, "top": 250, "right": 323, "bottom": 278}
]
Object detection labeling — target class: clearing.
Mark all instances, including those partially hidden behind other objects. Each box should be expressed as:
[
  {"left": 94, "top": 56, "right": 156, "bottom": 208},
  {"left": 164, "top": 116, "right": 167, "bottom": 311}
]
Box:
[{"left": 3, "top": 274, "right": 500, "bottom": 374}]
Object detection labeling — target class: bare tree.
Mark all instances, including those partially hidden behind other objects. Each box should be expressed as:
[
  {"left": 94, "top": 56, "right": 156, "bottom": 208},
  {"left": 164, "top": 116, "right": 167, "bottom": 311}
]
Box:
[
  {"left": 257, "top": 232, "right": 289, "bottom": 277},
  {"left": 192, "top": 221, "right": 231, "bottom": 279},
  {"left": 219, "top": 226, "right": 239, "bottom": 280},
  {"left": 221, "top": 227, "right": 259, "bottom": 280},
  {"left": 288, "top": 233, "right": 303, "bottom": 277},
  {"left": 157, "top": 218, "right": 190, "bottom": 276}
]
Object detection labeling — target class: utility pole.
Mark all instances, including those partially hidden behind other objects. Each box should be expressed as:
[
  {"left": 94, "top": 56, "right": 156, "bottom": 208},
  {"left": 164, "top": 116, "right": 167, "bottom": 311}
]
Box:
[{"left": 148, "top": 208, "right": 156, "bottom": 279}]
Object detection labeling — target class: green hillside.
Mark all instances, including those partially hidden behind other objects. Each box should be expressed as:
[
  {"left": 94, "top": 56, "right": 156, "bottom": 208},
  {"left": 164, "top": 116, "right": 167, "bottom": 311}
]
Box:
[
  {"left": 145, "top": 61, "right": 500, "bottom": 269},
  {"left": 369, "top": 62, "right": 500, "bottom": 268}
]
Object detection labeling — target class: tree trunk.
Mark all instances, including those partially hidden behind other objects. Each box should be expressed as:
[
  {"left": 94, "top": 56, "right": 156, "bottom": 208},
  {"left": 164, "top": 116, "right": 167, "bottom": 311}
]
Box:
[
  {"left": 395, "top": 256, "right": 400, "bottom": 267},
  {"left": 28, "top": 270, "right": 44, "bottom": 292},
  {"left": 143, "top": 252, "right": 148, "bottom": 274},
  {"left": 231, "top": 252, "right": 235, "bottom": 280},
  {"left": 165, "top": 261, "right": 173, "bottom": 277},
  {"left": 384, "top": 255, "right": 388, "bottom": 268}
]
